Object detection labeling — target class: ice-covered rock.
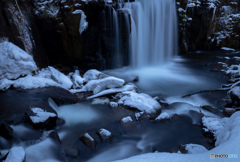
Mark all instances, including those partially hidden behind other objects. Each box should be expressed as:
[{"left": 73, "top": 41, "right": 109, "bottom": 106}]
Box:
[
  {"left": 70, "top": 70, "right": 84, "bottom": 89},
  {"left": 117, "top": 91, "right": 161, "bottom": 114},
  {"left": 0, "top": 42, "right": 37, "bottom": 80},
  {"left": 109, "top": 102, "right": 118, "bottom": 108},
  {"left": 221, "top": 47, "right": 235, "bottom": 51},
  {"left": 5, "top": 146, "right": 25, "bottom": 162},
  {"left": 135, "top": 112, "right": 144, "bottom": 121}
]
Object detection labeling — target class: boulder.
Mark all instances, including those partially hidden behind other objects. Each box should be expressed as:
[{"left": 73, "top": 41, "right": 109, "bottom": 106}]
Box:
[
  {"left": 96, "top": 128, "right": 113, "bottom": 142},
  {"left": 223, "top": 108, "right": 237, "bottom": 116},
  {"left": 24, "top": 107, "right": 57, "bottom": 130},
  {"left": 229, "top": 86, "right": 240, "bottom": 106},
  {"left": 80, "top": 133, "right": 97, "bottom": 149}
]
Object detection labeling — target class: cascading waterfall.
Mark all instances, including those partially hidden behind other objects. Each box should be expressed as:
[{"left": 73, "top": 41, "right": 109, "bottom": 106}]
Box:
[{"left": 119, "top": 0, "right": 178, "bottom": 67}]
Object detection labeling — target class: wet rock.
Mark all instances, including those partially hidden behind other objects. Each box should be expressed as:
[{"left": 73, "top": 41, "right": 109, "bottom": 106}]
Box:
[
  {"left": 24, "top": 107, "right": 57, "bottom": 130},
  {"left": 223, "top": 108, "right": 237, "bottom": 116},
  {"left": 80, "top": 133, "right": 97, "bottom": 149},
  {"left": 179, "top": 144, "right": 208, "bottom": 154},
  {"left": 133, "top": 76, "right": 139, "bottom": 82},
  {"left": 0, "top": 123, "right": 13, "bottom": 140},
  {"left": 201, "top": 105, "right": 225, "bottom": 117},
  {"left": 96, "top": 128, "right": 113, "bottom": 142}
]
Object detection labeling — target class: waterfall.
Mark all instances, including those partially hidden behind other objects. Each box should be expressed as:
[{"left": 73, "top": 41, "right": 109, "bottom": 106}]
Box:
[{"left": 120, "top": 0, "right": 178, "bottom": 67}]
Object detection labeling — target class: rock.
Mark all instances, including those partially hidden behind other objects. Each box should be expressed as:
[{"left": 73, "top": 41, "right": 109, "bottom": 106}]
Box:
[
  {"left": 4, "top": 146, "right": 25, "bottom": 162},
  {"left": 229, "top": 86, "right": 240, "bottom": 106},
  {"left": 24, "top": 107, "right": 57, "bottom": 130},
  {"left": 0, "top": 123, "right": 14, "bottom": 140},
  {"left": 96, "top": 128, "right": 113, "bottom": 142},
  {"left": 133, "top": 76, "right": 139, "bottom": 82},
  {"left": 223, "top": 108, "right": 237, "bottom": 116},
  {"left": 80, "top": 133, "right": 97, "bottom": 149},
  {"left": 201, "top": 105, "right": 225, "bottom": 117},
  {"left": 109, "top": 102, "right": 118, "bottom": 108}
]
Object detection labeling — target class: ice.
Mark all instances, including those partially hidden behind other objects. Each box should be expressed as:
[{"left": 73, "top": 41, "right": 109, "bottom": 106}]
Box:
[
  {"left": 0, "top": 42, "right": 37, "bottom": 80},
  {"left": 5, "top": 146, "right": 25, "bottom": 162},
  {"left": 30, "top": 108, "right": 56, "bottom": 123},
  {"left": 117, "top": 91, "right": 161, "bottom": 114}
]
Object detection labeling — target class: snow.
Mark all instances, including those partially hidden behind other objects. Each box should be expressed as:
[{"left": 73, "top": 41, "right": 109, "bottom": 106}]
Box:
[
  {"left": 184, "top": 144, "right": 208, "bottom": 154},
  {"left": 221, "top": 47, "right": 235, "bottom": 51},
  {"left": 117, "top": 91, "right": 161, "bottom": 114},
  {"left": 13, "top": 74, "right": 60, "bottom": 89},
  {"left": 34, "top": 0, "right": 60, "bottom": 17},
  {"left": 87, "top": 83, "right": 136, "bottom": 99},
  {"left": 99, "top": 129, "right": 111, "bottom": 137},
  {"left": 85, "top": 76, "right": 125, "bottom": 94},
  {"left": 135, "top": 112, "right": 144, "bottom": 121},
  {"left": 116, "top": 112, "right": 240, "bottom": 162},
  {"left": 84, "top": 133, "right": 94, "bottom": 142},
  {"left": 0, "top": 78, "right": 14, "bottom": 90},
  {"left": 30, "top": 108, "right": 56, "bottom": 123},
  {"left": 121, "top": 116, "right": 133, "bottom": 123},
  {"left": 155, "top": 112, "right": 170, "bottom": 120},
  {"left": 5, "top": 146, "right": 25, "bottom": 162},
  {"left": 0, "top": 42, "right": 37, "bottom": 80}
]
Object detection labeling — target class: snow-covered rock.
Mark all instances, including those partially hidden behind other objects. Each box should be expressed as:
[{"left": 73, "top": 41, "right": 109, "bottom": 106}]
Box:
[
  {"left": 5, "top": 146, "right": 25, "bottom": 162},
  {"left": 184, "top": 144, "right": 208, "bottom": 154},
  {"left": 155, "top": 112, "right": 170, "bottom": 120},
  {"left": 202, "top": 116, "right": 229, "bottom": 138},
  {"left": 109, "top": 102, "right": 118, "bottom": 108},
  {"left": 85, "top": 76, "right": 125, "bottom": 94},
  {"left": 83, "top": 69, "right": 107, "bottom": 82},
  {"left": 0, "top": 42, "right": 37, "bottom": 80},
  {"left": 229, "top": 86, "right": 240, "bottom": 106},
  {"left": 121, "top": 116, "right": 133, "bottom": 123},
  {"left": 117, "top": 91, "right": 161, "bottom": 114},
  {"left": 30, "top": 108, "right": 57, "bottom": 124},
  {"left": 91, "top": 98, "right": 110, "bottom": 105},
  {"left": 87, "top": 83, "right": 136, "bottom": 99},
  {"left": 25, "top": 107, "right": 57, "bottom": 130},
  {"left": 70, "top": 70, "right": 84, "bottom": 89},
  {"left": 96, "top": 128, "right": 113, "bottom": 142}
]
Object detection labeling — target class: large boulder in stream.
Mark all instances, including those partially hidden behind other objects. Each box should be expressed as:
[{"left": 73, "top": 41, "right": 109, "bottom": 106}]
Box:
[{"left": 24, "top": 107, "right": 57, "bottom": 130}]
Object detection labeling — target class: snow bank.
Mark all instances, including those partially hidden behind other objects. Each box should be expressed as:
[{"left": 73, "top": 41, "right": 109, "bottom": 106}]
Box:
[
  {"left": 117, "top": 91, "right": 161, "bottom": 114},
  {"left": 5, "top": 146, "right": 25, "bottom": 162},
  {"left": 30, "top": 108, "right": 57, "bottom": 123},
  {"left": 0, "top": 42, "right": 37, "bottom": 80},
  {"left": 116, "top": 112, "right": 240, "bottom": 162}
]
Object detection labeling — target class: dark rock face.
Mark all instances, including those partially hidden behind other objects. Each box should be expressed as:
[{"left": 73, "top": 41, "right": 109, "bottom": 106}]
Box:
[
  {"left": 80, "top": 132, "right": 97, "bottom": 149},
  {"left": 177, "top": 0, "right": 240, "bottom": 53}
]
